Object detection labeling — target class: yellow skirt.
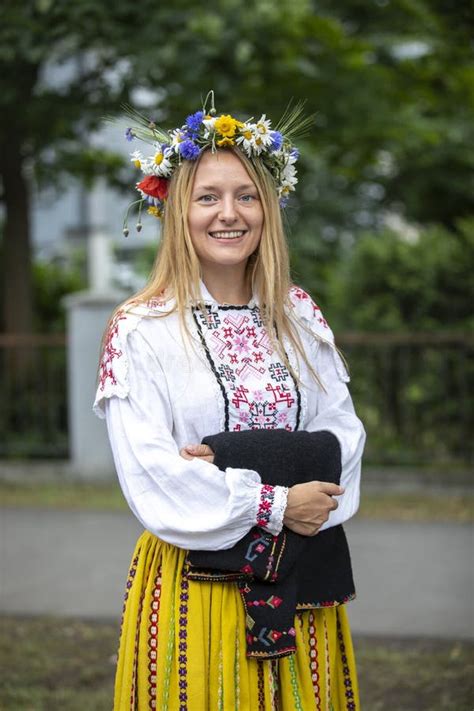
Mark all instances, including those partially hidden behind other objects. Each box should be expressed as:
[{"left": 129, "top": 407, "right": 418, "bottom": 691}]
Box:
[{"left": 114, "top": 531, "right": 359, "bottom": 711}]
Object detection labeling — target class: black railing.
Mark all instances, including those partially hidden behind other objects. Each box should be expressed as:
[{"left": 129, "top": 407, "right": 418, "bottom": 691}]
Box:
[
  {"left": 338, "top": 332, "right": 473, "bottom": 465},
  {"left": 1, "top": 332, "right": 472, "bottom": 464},
  {"left": 0, "top": 334, "right": 68, "bottom": 459}
]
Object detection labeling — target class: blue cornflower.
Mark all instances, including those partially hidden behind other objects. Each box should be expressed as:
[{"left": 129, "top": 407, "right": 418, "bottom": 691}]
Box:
[
  {"left": 290, "top": 147, "right": 300, "bottom": 159},
  {"left": 279, "top": 196, "right": 290, "bottom": 208},
  {"left": 185, "top": 110, "right": 204, "bottom": 138},
  {"left": 269, "top": 131, "right": 283, "bottom": 151},
  {"left": 179, "top": 139, "right": 201, "bottom": 160},
  {"left": 125, "top": 127, "right": 134, "bottom": 142}
]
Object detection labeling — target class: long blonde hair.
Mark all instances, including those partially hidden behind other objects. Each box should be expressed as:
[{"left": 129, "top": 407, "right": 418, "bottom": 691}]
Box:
[{"left": 107, "top": 148, "right": 323, "bottom": 385}]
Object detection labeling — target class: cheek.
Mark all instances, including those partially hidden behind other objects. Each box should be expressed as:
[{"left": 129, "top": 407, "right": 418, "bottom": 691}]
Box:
[
  {"left": 188, "top": 209, "right": 207, "bottom": 238},
  {"left": 252, "top": 205, "right": 264, "bottom": 230}
]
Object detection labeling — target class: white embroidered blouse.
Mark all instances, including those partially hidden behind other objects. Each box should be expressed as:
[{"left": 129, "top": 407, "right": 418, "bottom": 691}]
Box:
[{"left": 93, "top": 283, "right": 365, "bottom": 551}]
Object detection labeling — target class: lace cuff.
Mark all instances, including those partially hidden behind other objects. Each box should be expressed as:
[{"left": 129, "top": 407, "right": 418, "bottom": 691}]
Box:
[{"left": 256, "top": 484, "right": 289, "bottom": 536}]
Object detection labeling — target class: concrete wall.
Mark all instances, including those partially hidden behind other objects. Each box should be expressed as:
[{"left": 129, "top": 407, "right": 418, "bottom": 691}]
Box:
[{"left": 64, "top": 290, "right": 127, "bottom": 479}]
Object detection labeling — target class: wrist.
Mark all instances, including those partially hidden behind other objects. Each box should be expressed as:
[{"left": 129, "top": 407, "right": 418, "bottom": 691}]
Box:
[{"left": 256, "top": 484, "right": 289, "bottom": 535}]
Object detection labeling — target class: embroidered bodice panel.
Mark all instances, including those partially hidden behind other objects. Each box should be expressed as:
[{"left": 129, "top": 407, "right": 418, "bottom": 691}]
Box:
[{"left": 192, "top": 305, "right": 300, "bottom": 433}]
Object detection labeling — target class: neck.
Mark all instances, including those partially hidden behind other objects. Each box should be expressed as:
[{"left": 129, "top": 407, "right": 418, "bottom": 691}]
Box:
[{"left": 200, "top": 264, "right": 251, "bottom": 305}]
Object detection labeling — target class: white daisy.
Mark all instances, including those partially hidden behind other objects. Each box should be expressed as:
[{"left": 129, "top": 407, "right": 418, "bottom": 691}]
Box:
[
  {"left": 254, "top": 114, "right": 273, "bottom": 148},
  {"left": 203, "top": 116, "right": 216, "bottom": 131},
  {"left": 150, "top": 149, "right": 173, "bottom": 177},
  {"left": 130, "top": 150, "right": 143, "bottom": 169},
  {"left": 139, "top": 157, "right": 155, "bottom": 176},
  {"left": 169, "top": 129, "right": 186, "bottom": 154},
  {"left": 235, "top": 122, "right": 269, "bottom": 156},
  {"left": 235, "top": 124, "right": 256, "bottom": 155},
  {"left": 278, "top": 185, "right": 291, "bottom": 199},
  {"left": 281, "top": 156, "right": 298, "bottom": 186}
]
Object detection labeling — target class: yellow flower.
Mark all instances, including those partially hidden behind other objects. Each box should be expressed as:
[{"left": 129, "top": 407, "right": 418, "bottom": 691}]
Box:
[
  {"left": 217, "top": 137, "right": 235, "bottom": 147},
  {"left": 214, "top": 114, "right": 243, "bottom": 138},
  {"left": 147, "top": 206, "right": 163, "bottom": 218},
  {"left": 154, "top": 152, "right": 163, "bottom": 165}
]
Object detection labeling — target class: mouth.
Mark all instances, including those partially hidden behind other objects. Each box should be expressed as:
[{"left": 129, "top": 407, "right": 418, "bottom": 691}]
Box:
[{"left": 208, "top": 230, "right": 247, "bottom": 240}]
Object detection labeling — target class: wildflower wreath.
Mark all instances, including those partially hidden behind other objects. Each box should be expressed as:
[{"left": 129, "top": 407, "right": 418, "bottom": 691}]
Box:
[{"left": 122, "top": 91, "right": 312, "bottom": 236}]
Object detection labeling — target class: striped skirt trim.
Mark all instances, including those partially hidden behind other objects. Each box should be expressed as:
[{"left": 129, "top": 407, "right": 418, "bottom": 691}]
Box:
[{"left": 114, "top": 531, "right": 359, "bottom": 711}]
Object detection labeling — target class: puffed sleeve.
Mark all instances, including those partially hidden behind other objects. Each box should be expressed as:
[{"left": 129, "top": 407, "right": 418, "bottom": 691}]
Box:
[
  {"left": 93, "top": 311, "right": 288, "bottom": 550},
  {"left": 289, "top": 287, "right": 366, "bottom": 531}
]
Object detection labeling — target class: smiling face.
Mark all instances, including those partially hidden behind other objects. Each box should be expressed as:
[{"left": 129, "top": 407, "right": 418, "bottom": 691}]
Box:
[{"left": 187, "top": 150, "right": 264, "bottom": 280}]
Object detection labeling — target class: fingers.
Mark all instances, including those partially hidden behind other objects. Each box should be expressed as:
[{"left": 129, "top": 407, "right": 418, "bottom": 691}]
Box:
[
  {"left": 180, "top": 444, "right": 214, "bottom": 462},
  {"left": 314, "top": 481, "right": 345, "bottom": 497},
  {"left": 186, "top": 443, "right": 214, "bottom": 456},
  {"left": 284, "top": 518, "right": 323, "bottom": 536}
]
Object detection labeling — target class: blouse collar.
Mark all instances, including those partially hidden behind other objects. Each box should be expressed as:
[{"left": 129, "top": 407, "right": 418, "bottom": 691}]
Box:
[{"left": 196, "top": 279, "right": 258, "bottom": 311}]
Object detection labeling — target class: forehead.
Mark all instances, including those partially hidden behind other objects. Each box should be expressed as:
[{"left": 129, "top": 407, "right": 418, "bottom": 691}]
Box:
[{"left": 192, "top": 150, "right": 255, "bottom": 188}]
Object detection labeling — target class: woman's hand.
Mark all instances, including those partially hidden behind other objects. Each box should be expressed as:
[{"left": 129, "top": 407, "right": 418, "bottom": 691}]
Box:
[
  {"left": 283, "top": 481, "right": 344, "bottom": 536},
  {"left": 179, "top": 447, "right": 341, "bottom": 535},
  {"left": 180, "top": 443, "right": 215, "bottom": 463}
]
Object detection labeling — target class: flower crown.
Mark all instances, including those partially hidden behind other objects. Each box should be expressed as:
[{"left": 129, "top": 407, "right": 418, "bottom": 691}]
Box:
[{"left": 121, "top": 91, "right": 312, "bottom": 236}]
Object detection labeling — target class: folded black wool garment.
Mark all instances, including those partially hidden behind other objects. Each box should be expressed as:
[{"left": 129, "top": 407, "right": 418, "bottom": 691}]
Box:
[{"left": 186, "top": 429, "right": 355, "bottom": 659}]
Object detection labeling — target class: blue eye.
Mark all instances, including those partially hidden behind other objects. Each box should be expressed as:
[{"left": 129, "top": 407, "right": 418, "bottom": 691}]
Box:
[
  {"left": 198, "top": 194, "right": 217, "bottom": 203},
  {"left": 240, "top": 194, "right": 256, "bottom": 202}
]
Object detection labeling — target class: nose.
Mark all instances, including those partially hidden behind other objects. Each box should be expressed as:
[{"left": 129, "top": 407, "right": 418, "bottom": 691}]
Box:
[{"left": 218, "top": 195, "right": 238, "bottom": 224}]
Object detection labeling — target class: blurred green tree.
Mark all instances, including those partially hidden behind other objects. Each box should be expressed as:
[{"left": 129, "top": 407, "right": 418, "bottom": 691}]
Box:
[
  {"left": 327, "top": 218, "right": 474, "bottom": 332},
  {"left": 33, "top": 254, "right": 86, "bottom": 333},
  {"left": 1, "top": 0, "right": 472, "bottom": 334}
]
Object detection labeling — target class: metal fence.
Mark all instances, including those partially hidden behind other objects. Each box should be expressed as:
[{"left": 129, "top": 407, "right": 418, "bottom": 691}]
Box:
[
  {"left": 1, "top": 332, "right": 472, "bottom": 464},
  {"left": 0, "top": 334, "right": 68, "bottom": 459},
  {"left": 339, "top": 332, "right": 473, "bottom": 465}
]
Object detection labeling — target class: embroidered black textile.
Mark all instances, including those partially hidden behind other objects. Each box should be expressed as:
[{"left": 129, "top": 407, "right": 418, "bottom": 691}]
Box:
[{"left": 187, "top": 429, "right": 355, "bottom": 659}]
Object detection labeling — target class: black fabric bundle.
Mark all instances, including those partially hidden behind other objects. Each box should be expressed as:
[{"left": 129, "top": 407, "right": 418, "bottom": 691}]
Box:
[{"left": 186, "top": 429, "right": 355, "bottom": 659}]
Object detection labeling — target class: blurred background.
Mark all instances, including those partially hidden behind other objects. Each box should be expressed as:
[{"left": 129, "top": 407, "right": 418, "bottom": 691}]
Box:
[
  {"left": 1, "top": 0, "right": 473, "bottom": 466},
  {"left": 0, "top": 1, "right": 473, "bottom": 710}
]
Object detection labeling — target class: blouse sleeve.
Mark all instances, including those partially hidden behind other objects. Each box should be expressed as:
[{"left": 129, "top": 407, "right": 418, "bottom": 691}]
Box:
[
  {"left": 93, "top": 315, "right": 288, "bottom": 550},
  {"left": 290, "top": 287, "right": 366, "bottom": 531}
]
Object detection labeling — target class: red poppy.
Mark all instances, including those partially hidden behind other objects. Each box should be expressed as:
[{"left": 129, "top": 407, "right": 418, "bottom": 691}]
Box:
[{"left": 137, "top": 175, "right": 169, "bottom": 200}]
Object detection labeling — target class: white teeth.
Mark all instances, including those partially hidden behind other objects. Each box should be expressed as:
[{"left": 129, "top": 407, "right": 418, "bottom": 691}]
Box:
[{"left": 210, "top": 231, "right": 245, "bottom": 239}]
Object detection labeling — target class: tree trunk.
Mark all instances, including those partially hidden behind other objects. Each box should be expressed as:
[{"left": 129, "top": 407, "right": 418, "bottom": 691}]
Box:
[{"left": 1, "top": 131, "right": 33, "bottom": 335}]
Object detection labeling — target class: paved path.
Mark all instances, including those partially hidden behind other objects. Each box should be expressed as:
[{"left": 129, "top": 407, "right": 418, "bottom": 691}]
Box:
[{"left": 1, "top": 508, "right": 473, "bottom": 639}]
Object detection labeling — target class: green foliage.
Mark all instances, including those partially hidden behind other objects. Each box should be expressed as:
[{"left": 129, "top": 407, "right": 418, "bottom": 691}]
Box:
[
  {"left": 1, "top": 0, "right": 472, "bottom": 227},
  {"left": 1, "top": 0, "right": 473, "bottom": 464},
  {"left": 325, "top": 220, "right": 474, "bottom": 332},
  {"left": 33, "top": 256, "right": 86, "bottom": 332},
  {"left": 300, "top": 220, "right": 474, "bottom": 465}
]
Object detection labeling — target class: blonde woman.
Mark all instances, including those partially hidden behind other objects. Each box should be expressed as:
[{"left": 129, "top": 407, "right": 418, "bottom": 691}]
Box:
[{"left": 94, "top": 100, "right": 365, "bottom": 710}]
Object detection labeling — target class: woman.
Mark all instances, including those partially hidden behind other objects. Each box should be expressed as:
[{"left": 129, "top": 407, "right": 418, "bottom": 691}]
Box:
[{"left": 94, "top": 98, "right": 365, "bottom": 710}]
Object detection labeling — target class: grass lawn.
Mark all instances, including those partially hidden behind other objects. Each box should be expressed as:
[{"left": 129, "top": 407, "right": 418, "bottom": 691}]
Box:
[
  {"left": 0, "top": 480, "right": 472, "bottom": 522},
  {"left": 0, "top": 616, "right": 472, "bottom": 710}
]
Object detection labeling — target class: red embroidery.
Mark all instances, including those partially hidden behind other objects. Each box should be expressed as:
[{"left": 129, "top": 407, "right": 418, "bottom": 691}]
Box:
[
  {"left": 196, "top": 308, "right": 298, "bottom": 432},
  {"left": 98, "top": 309, "right": 127, "bottom": 392},
  {"left": 308, "top": 611, "right": 321, "bottom": 708},
  {"left": 147, "top": 295, "right": 167, "bottom": 309},
  {"left": 147, "top": 569, "right": 162, "bottom": 709},
  {"left": 247, "top": 595, "right": 283, "bottom": 608},
  {"left": 290, "top": 285, "right": 311, "bottom": 302},
  {"left": 265, "top": 382, "right": 295, "bottom": 408},
  {"left": 290, "top": 285, "right": 328, "bottom": 326},
  {"left": 256, "top": 484, "right": 275, "bottom": 528}
]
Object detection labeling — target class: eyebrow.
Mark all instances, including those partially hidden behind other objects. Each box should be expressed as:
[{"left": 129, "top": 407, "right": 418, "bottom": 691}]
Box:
[{"left": 194, "top": 183, "right": 257, "bottom": 192}]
